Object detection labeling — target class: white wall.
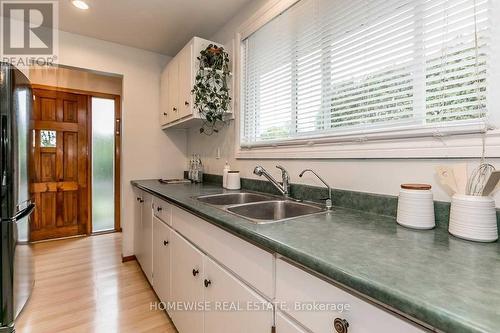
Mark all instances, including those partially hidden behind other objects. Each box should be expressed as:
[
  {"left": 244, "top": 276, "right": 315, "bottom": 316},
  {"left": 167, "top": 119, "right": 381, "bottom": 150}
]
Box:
[
  {"left": 56, "top": 31, "right": 187, "bottom": 256},
  {"left": 187, "top": 0, "right": 500, "bottom": 206}
]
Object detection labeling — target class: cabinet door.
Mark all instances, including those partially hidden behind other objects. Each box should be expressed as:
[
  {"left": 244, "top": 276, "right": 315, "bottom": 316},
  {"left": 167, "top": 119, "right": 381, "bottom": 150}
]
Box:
[
  {"left": 204, "top": 257, "right": 273, "bottom": 333},
  {"left": 171, "top": 230, "right": 204, "bottom": 333},
  {"left": 141, "top": 192, "right": 153, "bottom": 284},
  {"left": 167, "top": 56, "right": 180, "bottom": 122},
  {"left": 178, "top": 42, "right": 193, "bottom": 119},
  {"left": 133, "top": 190, "right": 143, "bottom": 262},
  {"left": 276, "top": 312, "right": 308, "bottom": 333},
  {"left": 160, "top": 66, "right": 169, "bottom": 126},
  {"left": 153, "top": 216, "right": 171, "bottom": 303}
]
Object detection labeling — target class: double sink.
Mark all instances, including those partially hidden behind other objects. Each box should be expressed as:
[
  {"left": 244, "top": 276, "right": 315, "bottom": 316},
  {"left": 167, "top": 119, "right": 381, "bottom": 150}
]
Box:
[{"left": 196, "top": 192, "right": 327, "bottom": 224}]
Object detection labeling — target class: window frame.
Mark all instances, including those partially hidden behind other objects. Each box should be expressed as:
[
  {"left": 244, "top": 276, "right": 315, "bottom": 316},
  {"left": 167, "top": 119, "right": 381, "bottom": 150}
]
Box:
[{"left": 234, "top": 0, "right": 500, "bottom": 159}]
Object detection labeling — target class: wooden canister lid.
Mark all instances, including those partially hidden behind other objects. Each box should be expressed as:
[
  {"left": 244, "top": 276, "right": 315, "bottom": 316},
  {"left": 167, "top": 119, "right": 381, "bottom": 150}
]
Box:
[{"left": 401, "top": 183, "right": 432, "bottom": 190}]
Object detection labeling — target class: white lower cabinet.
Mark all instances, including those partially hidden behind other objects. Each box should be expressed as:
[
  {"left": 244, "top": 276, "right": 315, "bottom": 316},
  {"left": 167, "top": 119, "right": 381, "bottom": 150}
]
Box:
[
  {"left": 133, "top": 189, "right": 143, "bottom": 265},
  {"left": 133, "top": 191, "right": 427, "bottom": 333},
  {"left": 172, "top": 206, "right": 274, "bottom": 299},
  {"left": 134, "top": 190, "right": 153, "bottom": 285},
  {"left": 204, "top": 256, "right": 273, "bottom": 333},
  {"left": 140, "top": 192, "right": 153, "bottom": 284},
  {"left": 170, "top": 230, "right": 205, "bottom": 333},
  {"left": 152, "top": 216, "right": 171, "bottom": 303},
  {"left": 276, "top": 311, "right": 308, "bottom": 333}
]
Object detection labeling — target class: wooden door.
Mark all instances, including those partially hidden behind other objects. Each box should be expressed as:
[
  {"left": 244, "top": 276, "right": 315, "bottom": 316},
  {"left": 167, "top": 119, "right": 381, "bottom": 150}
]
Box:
[
  {"left": 203, "top": 256, "right": 273, "bottom": 333},
  {"left": 153, "top": 216, "right": 171, "bottom": 303},
  {"left": 170, "top": 230, "right": 204, "bottom": 333},
  {"left": 30, "top": 89, "right": 89, "bottom": 241}
]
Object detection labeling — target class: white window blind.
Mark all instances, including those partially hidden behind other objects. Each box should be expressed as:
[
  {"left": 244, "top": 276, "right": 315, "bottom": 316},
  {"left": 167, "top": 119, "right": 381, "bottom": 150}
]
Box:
[{"left": 241, "top": 0, "right": 490, "bottom": 146}]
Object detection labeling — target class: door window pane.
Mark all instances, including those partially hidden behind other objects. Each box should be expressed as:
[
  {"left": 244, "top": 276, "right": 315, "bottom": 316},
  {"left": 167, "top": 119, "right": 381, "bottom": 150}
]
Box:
[
  {"left": 40, "top": 130, "right": 56, "bottom": 147},
  {"left": 92, "top": 98, "right": 115, "bottom": 232}
]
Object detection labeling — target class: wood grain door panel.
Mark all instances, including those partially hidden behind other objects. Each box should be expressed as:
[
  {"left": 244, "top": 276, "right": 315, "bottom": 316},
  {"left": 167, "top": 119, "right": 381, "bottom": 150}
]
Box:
[{"left": 30, "top": 89, "right": 88, "bottom": 241}]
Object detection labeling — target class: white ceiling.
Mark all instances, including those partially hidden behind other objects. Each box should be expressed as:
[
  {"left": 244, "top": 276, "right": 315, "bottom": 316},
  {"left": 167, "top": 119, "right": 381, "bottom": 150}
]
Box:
[{"left": 57, "top": 0, "right": 253, "bottom": 56}]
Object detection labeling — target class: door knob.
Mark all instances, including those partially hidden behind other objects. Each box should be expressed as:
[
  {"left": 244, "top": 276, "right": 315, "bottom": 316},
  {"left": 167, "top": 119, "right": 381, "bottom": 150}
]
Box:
[
  {"left": 163, "top": 240, "right": 169, "bottom": 246},
  {"left": 163, "top": 112, "right": 168, "bottom": 116},
  {"left": 157, "top": 206, "right": 163, "bottom": 212},
  {"left": 333, "top": 318, "right": 349, "bottom": 333},
  {"left": 204, "top": 279, "right": 211, "bottom": 288},
  {"left": 173, "top": 107, "right": 178, "bottom": 112},
  {"left": 184, "top": 101, "right": 189, "bottom": 106},
  {"left": 192, "top": 268, "right": 199, "bottom": 276}
]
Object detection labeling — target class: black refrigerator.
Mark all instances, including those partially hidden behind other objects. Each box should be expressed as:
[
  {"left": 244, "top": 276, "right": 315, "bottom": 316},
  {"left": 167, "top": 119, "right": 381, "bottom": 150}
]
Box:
[{"left": 0, "top": 62, "right": 35, "bottom": 333}]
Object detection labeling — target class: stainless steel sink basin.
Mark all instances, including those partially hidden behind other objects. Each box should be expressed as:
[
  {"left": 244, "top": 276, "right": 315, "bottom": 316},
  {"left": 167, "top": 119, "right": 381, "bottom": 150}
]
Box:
[
  {"left": 227, "top": 200, "right": 326, "bottom": 224},
  {"left": 196, "top": 192, "right": 275, "bottom": 206}
]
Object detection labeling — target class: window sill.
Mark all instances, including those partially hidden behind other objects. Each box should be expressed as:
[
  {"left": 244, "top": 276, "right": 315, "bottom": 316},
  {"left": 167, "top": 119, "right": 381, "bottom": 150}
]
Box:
[{"left": 236, "top": 129, "right": 500, "bottom": 159}]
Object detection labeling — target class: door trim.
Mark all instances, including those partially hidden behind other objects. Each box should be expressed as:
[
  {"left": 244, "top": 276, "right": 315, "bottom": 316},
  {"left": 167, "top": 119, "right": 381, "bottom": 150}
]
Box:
[{"left": 32, "top": 84, "right": 122, "bottom": 234}]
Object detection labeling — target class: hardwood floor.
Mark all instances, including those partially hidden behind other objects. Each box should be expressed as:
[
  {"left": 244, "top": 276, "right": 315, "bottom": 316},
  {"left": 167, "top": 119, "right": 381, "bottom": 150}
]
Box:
[{"left": 16, "top": 233, "right": 177, "bottom": 333}]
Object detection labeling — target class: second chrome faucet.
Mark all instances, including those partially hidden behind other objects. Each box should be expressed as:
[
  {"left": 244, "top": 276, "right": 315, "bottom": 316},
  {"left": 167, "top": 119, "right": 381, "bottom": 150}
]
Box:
[{"left": 299, "top": 169, "right": 333, "bottom": 211}]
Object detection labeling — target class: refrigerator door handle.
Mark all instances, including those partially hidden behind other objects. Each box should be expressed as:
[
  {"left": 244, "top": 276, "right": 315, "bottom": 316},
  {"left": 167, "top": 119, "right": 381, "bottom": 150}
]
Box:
[{"left": 4, "top": 203, "right": 35, "bottom": 223}]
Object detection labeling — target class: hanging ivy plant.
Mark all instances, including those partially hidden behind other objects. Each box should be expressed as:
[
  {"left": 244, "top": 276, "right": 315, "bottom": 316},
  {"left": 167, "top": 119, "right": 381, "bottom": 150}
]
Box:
[{"left": 191, "top": 44, "right": 231, "bottom": 135}]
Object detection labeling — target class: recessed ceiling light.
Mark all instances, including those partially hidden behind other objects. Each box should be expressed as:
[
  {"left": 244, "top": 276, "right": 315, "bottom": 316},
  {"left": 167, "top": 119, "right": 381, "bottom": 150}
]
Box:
[{"left": 71, "top": 0, "right": 89, "bottom": 10}]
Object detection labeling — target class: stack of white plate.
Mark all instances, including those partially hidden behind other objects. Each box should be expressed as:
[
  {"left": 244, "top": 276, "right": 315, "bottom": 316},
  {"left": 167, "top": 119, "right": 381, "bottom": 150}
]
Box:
[
  {"left": 397, "top": 185, "right": 435, "bottom": 230},
  {"left": 449, "top": 194, "right": 498, "bottom": 242}
]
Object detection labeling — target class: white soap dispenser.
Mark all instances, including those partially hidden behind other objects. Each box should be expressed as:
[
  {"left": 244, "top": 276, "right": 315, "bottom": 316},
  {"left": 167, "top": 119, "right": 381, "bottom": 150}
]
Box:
[{"left": 222, "top": 161, "right": 231, "bottom": 188}]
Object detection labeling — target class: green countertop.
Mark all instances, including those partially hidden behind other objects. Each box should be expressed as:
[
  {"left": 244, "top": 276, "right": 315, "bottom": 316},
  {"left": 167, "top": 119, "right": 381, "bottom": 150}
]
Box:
[{"left": 132, "top": 179, "right": 500, "bottom": 333}]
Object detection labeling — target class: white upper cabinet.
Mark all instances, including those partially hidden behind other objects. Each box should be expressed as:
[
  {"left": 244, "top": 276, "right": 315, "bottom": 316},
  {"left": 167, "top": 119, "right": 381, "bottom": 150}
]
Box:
[
  {"left": 160, "top": 36, "right": 226, "bottom": 129},
  {"left": 159, "top": 64, "right": 169, "bottom": 126},
  {"left": 177, "top": 42, "right": 193, "bottom": 120}
]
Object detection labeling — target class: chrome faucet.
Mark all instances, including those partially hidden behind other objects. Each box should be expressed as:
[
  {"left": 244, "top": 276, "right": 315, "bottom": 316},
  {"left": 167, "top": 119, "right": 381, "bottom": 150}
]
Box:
[
  {"left": 253, "top": 165, "right": 290, "bottom": 197},
  {"left": 299, "top": 169, "right": 333, "bottom": 211}
]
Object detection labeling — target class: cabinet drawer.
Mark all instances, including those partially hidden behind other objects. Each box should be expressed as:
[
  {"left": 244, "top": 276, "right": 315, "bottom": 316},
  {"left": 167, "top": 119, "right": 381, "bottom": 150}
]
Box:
[
  {"left": 276, "top": 259, "right": 426, "bottom": 333},
  {"left": 152, "top": 197, "right": 172, "bottom": 225},
  {"left": 172, "top": 206, "right": 274, "bottom": 299}
]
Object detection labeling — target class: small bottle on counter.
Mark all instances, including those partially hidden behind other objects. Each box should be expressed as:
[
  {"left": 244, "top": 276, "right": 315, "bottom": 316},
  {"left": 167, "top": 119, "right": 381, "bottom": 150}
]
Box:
[
  {"left": 188, "top": 154, "right": 195, "bottom": 181},
  {"left": 223, "top": 161, "right": 231, "bottom": 188},
  {"left": 196, "top": 155, "right": 204, "bottom": 183}
]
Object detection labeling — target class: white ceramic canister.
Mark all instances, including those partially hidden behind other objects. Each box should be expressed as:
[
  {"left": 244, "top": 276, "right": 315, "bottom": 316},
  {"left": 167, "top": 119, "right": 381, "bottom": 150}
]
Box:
[
  {"left": 396, "top": 184, "right": 435, "bottom": 230},
  {"left": 226, "top": 171, "right": 241, "bottom": 190},
  {"left": 449, "top": 194, "right": 498, "bottom": 242}
]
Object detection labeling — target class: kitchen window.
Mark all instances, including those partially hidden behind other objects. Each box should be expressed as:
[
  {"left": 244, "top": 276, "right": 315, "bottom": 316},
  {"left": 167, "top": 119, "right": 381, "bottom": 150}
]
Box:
[{"left": 239, "top": 0, "right": 493, "bottom": 155}]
